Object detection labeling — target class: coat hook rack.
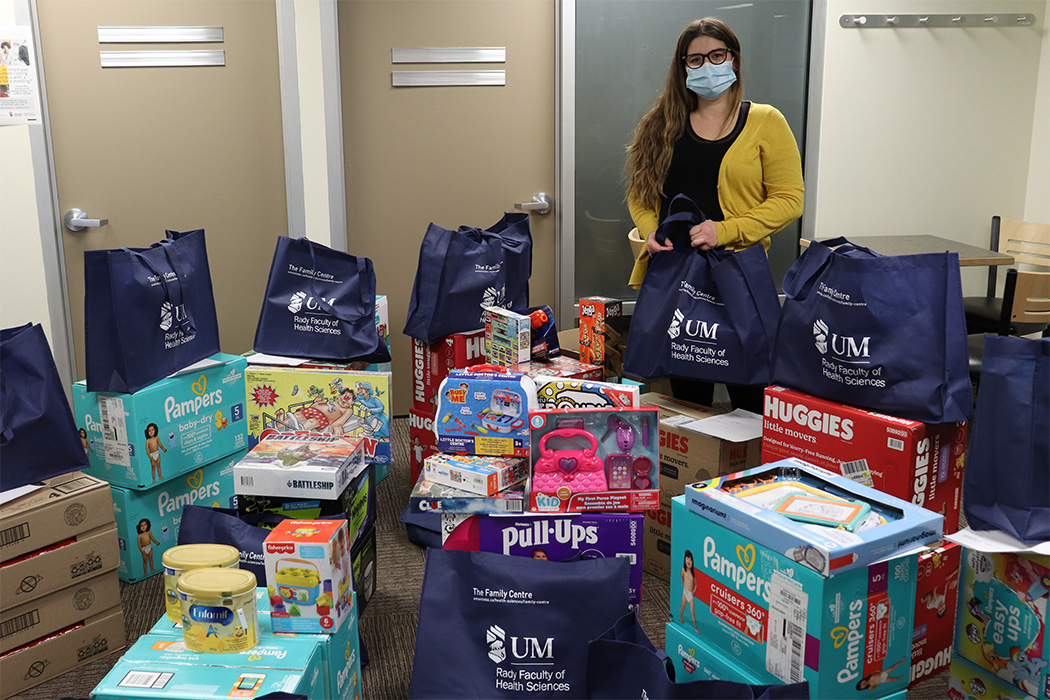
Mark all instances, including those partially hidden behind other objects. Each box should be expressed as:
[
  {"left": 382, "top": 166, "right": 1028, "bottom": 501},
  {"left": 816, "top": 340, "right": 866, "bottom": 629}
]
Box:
[{"left": 840, "top": 13, "right": 1035, "bottom": 28}]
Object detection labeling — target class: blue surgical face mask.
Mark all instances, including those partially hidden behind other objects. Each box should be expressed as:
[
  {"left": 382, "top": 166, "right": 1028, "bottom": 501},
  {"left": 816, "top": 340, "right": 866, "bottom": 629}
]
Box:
[{"left": 686, "top": 61, "right": 737, "bottom": 100}]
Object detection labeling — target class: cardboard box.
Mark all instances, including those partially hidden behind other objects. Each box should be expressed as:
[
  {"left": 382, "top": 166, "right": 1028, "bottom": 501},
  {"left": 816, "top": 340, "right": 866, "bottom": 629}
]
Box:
[
  {"left": 642, "top": 503, "right": 673, "bottom": 581},
  {"left": 408, "top": 475, "right": 527, "bottom": 515},
  {"left": 665, "top": 621, "right": 767, "bottom": 683},
  {"left": 485, "top": 306, "right": 531, "bottom": 368},
  {"left": 578, "top": 296, "right": 623, "bottom": 377},
  {"left": 684, "top": 459, "right": 943, "bottom": 577},
  {"left": 1, "top": 523, "right": 120, "bottom": 610},
  {"left": 73, "top": 354, "right": 249, "bottom": 490},
  {"left": 534, "top": 376, "right": 640, "bottom": 409},
  {"left": 111, "top": 450, "right": 242, "bottom": 583},
  {"left": 523, "top": 354, "right": 603, "bottom": 382},
  {"left": 0, "top": 569, "right": 121, "bottom": 654},
  {"left": 954, "top": 548, "right": 1048, "bottom": 699},
  {"left": 910, "top": 541, "right": 962, "bottom": 687},
  {"left": 234, "top": 434, "right": 366, "bottom": 501},
  {"left": 557, "top": 328, "right": 580, "bottom": 359},
  {"left": 408, "top": 407, "right": 438, "bottom": 485},
  {"left": 950, "top": 653, "right": 1038, "bottom": 700},
  {"left": 671, "top": 496, "right": 918, "bottom": 699},
  {"left": 423, "top": 454, "right": 528, "bottom": 497},
  {"left": 0, "top": 605, "right": 124, "bottom": 698},
  {"left": 411, "top": 329, "right": 487, "bottom": 413},
  {"left": 0, "top": 471, "right": 115, "bottom": 564},
  {"left": 435, "top": 368, "right": 537, "bottom": 457},
  {"left": 640, "top": 393, "right": 762, "bottom": 506},
  {"left": 264, "top": 519, "right": 354, "bottom": 634},
  {"left": 762, "top": 385, "right": 967, "bottom": 533}
]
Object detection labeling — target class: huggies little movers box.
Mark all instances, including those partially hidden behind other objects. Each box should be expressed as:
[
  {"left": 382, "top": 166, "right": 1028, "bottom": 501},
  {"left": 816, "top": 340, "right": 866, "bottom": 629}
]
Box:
[{"left": 670, "top": 496, "right": 918, "bottom": 699}]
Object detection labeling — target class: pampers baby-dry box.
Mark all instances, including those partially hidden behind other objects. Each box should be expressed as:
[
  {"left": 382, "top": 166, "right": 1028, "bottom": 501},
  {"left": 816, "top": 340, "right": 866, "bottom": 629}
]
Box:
[
  {"left": 670, "top": 496, "right": 919, "bottom": 699},
  {"left": 74, "top": 354, "right": 248, "bottom": 490}
]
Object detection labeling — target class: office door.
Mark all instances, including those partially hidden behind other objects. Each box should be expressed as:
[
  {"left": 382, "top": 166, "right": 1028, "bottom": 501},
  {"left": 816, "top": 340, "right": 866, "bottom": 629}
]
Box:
[
  {"left": 340, "top": 0, "right": 556, "bottom": 414},
  {"left": 37, "top": 0, "right": 287, "bottom": 378}
]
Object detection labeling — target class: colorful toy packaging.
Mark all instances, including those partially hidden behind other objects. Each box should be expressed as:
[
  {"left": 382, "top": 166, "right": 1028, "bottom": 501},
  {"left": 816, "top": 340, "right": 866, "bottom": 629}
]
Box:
[
  {"left": 422, "top": 453, "right": 528, "bottom": 497},
  {"left": 485, "top": 306, "right": 531, "bottom": 367},
  {"left": 762, "top": 385, "right": 967, "bottom": 533},
  {"left": 263, "top": 519, "right": 354, "bottom": 634},
  {"left": 671, "top": 496, "right": 918, "bottom": 699},
  {"left": 233, "top": 433, "right": 366, "bottom": 501},
  {"left": 111, "top": 450, "right": 243, "bottom": 583},
  {"left": 73, "top": 354, "right": 248, "bottom": 490},
  {"left": 517, "top": 304, "right": 560, "bottom": 360},
  {"left": 911, "top": 541, "right": 963, "bottom": 687},
  {"left": 954, "top": 548, "right": 1049, "bottom": 699},
  {"left": 685, "top": 458, "right": 943, "bottom": 577},
  {"left": 523, "top": 354, "right": 603, "bottom": 381},
  {"left": 533, "top": 376, "right": 639, "bottom": 410},
  {"left": 950, "top": 652, "right": 1040, "bottom": 700},
  {"left": 528, "top": 407, "right": 660, "bottom": 513},
  {"left": 435, "top": 367, "right": 538, "bottom": 456},
  {"left": 244, "top": 365, "right": 392, "bottom": 478},
  {"left": 579, "top": 296, "right": 623, "bottom": 377},
  {"left": 411, "top": 329, "right": 487, "bottom": 413},
  {"left": 408, "top": 475, "right": 527, "bottom": 515}
]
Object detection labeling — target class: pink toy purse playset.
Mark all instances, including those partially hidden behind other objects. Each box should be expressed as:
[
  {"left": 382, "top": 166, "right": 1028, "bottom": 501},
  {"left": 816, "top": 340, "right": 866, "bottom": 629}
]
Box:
[{"left": 532, "top": 429, "right": 608, "bottom": 494}]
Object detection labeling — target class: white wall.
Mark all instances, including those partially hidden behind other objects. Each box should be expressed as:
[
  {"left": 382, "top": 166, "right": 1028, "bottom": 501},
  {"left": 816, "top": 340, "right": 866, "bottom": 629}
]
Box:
[{"left": 1025, "top": 0, "right": 1050, "bottom": 224}]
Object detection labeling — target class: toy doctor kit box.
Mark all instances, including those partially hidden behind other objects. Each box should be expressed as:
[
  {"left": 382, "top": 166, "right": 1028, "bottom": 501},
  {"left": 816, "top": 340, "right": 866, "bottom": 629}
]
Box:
[
  {"left": 910, "top": 540, "right": 963, "bottom": 687},
  {"left": 73, "top": 354, "right": 248, "bottom": 490},
  {"left": 671, "top": 496, "right": 919, "bottom": 699},
  {"left": 684, "top": 458, "right": 943, "bottom": 577},
  {"left": 233, "top": 433, "right": 366, "bottom": 501},
  {"left": 244, "top": 365, "right": 391, "bottom": 474},
  {"left": 111, "top": 450, "right": 243, "bottom": 583},
  {"left": 435, "top": 367, "right": 538, "bottom": 456},
  {"left": 263, "top": 519, "right": 353, "bottom": 634},
  {"left": 954, "top": 548, "right": 1049, "bottom": 699},
  {"left": 762, "top": 385, "right": 967, "bottom": 533}
]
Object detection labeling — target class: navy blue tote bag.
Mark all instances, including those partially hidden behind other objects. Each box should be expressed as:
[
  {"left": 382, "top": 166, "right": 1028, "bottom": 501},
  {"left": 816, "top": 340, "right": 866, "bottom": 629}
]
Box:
[
  {"left": 84, "top": 229, "right": 220, "bottom": 394},
  {"left": 624, "top": 195, "right": 780, "bottom": 386},
  {"left": 404, "top": 213, "right": 532, "bottom": 343},
  {"left": 0, "top": 323, "right": 89, "bottom": 491},
  {"left": 963, "top": 335, "right": 1049, "bottom": 543},
  {"left": 587, "top": 611, "right": 809, "bottom": 700},
  {"left": 409, "top": 548, "right": 630, "bottom": 699},
  {"left": 771, "top": 237, "right": 972, "bottom": 423},
  {"left": 253, "top": 236, "right": 389, "bottom": 363}
]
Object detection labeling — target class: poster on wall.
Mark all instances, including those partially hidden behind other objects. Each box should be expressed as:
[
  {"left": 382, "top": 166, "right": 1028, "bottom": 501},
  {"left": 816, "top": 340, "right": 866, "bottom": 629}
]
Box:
[{"left": 0, "top": 26, "right": 42, "bottom": 126}]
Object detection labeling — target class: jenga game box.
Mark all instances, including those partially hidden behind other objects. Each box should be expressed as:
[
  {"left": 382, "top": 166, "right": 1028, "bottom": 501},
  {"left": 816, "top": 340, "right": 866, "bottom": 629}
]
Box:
[
  {"left": 579, "top": 297, "right": 624, "bottom": 378},
  {"left": 411, "top": 330, "right": 487, "bottom": 413}
]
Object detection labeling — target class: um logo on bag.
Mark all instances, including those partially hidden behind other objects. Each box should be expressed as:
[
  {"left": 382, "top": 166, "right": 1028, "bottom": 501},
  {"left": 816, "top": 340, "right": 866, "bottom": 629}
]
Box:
[
  {"left": 159, "top": 301, "right": 188, "bottom": 331},
  {"left": 480, "top": 286, "right": 507, "bottom": 322},
  {"left": 487, "top": 625, "right": 506, "bottom": 663},
  {"left": 669, "top": 308, "right": 719, "bottom": 342},
  {"left": 813, "top": 318, "right": 871, "bottom": 359},
  {"left": 668, "top": 309, "right": 683, "bottom": 339},
  {"left": 485, "top": 624, "right": 554, "bottom": 664},
  {"left": 288, "top": 290, "right": 336, "bottom": 314},
  {"left": 813, "top": 319, "right": 829, "bottom": 354}
]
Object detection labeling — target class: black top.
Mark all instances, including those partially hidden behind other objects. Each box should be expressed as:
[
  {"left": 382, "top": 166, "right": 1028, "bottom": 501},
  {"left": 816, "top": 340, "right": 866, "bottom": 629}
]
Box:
[{"left": 659, "top": 101, "right": 750, "bottom": 223}]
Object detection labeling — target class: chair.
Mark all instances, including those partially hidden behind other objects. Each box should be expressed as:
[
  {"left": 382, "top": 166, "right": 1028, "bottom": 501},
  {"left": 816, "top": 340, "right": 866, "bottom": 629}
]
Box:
[
  {"left": 964, "top": 216, "right": 1050, "bottom": 336},
  {"left": 968, "top": 268, "right": 1050, "bottom": 384}
]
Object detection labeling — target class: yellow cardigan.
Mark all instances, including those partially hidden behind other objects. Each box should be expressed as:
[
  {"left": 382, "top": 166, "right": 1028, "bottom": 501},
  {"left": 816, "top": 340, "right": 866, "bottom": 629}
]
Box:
[{"left": 628, "top": 102, "right": 804, "bottom": 288}]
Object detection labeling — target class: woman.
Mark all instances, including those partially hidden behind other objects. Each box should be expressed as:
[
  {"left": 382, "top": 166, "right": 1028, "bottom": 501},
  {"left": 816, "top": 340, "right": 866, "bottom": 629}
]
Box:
[{"left": 625, "top": 18, "right": 803, "bottom": 411}]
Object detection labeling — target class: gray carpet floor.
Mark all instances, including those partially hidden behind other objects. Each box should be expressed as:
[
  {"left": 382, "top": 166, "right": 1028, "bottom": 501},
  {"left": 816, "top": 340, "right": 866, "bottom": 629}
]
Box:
[{"left": 10, "top": 417, "right": 950, "bottom": 699}]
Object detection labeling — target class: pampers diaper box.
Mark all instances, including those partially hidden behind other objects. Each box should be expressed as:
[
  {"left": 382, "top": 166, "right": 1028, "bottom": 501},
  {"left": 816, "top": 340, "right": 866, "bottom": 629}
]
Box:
[
  {"left": 74, "top": 354, "right": 248, "bottom": 490},
  {"left": 110, "top": 450, "right": 244, "bottom": 583},
  {"left": 244, "top": 366, "right": 392, "bottom": 482},
  {"left": 670, "top": 495, "right": 920, "bottom": 699}
]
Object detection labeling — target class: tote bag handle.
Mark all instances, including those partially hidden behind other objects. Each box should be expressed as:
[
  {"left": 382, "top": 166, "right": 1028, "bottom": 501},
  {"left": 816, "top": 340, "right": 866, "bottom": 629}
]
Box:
[{"left": 301, "top": 237, "right": 376, "bottom": 325}]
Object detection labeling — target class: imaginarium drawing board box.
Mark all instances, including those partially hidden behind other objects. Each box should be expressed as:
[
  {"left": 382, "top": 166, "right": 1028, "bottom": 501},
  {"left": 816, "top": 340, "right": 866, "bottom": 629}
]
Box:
[
  {"left": 110, "top": 450, "right": 243, "bottom": 583},
  {"left": 684, "top": 458, "right": 942, "bottom": 577},
  {"left": 73, "top": 354, "right": 248, "bottom": 489},
  {"left": 670, "top": 496, "right": 919, "bottom": 699},
  {"left": 954, "top": 548, "right": 1049, "bottom": 699},
  {"left": 244, "top": 365, "right": 392, "bottom": 479},
  {"left": 435, "top": 367, "right": 538, "bottom": 456}
]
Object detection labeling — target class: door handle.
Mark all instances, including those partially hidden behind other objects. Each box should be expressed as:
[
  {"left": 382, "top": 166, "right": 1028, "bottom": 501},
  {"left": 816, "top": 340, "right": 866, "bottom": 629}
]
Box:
[
  {"left": 514, "top": 192, "right": 553, "bottom": 215},
  {"left": 64, "top": 208, "right": 109, "bottom": 232}
]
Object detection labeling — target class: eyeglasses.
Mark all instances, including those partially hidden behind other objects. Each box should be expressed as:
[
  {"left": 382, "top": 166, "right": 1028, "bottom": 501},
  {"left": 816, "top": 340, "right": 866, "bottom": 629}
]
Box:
[{"left": 682, "top": 48, "right": 732, "bottom": 69}]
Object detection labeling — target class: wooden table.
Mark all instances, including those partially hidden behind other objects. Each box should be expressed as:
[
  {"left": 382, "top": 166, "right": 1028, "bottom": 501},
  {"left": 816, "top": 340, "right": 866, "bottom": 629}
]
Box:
[{"left": 799, "top": 234, "right": 1015, "bottom": 266}]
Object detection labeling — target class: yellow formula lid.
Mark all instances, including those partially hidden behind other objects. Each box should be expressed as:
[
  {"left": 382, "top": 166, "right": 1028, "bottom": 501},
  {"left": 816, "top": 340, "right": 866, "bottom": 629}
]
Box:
[
  {"left": 178, "top": 568, "right": 257, "bottom": 598},
  {"left": 163, "top": 544, "right": 240, "bottom": 571}
]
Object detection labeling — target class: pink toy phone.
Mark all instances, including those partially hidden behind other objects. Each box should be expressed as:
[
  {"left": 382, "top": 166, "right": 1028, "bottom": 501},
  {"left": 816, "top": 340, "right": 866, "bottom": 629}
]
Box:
[{"left": 532, "top": 428, "right": 608, "bottom": 494}]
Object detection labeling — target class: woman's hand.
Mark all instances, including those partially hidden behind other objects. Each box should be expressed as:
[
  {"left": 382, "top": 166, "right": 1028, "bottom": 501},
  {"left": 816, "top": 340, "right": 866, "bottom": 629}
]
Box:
[
  {"left": 689, "top": 220, "right": 719, "bottom": 250},
  {"left": 646, "top": 230, "right": 674, "bottom": 256}
]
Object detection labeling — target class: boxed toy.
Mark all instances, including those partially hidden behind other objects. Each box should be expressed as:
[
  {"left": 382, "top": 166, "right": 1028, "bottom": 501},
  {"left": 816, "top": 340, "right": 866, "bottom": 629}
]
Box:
[
  {"left": 411, "top": 329, "right": 487, "bottom": 412},
  {"left": 524, "top": 354, "right": 603, "bottom": 381},
  {"left": 0, "top": 471, "right": 115, "bottom": 563},
  {"left": 263, "top": 519, "right": 353, "bottom": 634},
  {"left": 73, "top": 354, "right": 248, "bottom": 490},
  {"left": 954, "top": 548, "right": 1049, "bottom": 699},
  {"left": 485, "top": 306, "right": 531, "bottom": 367},
  {"left": 950, "top": 653, "right": 1040, "bottom": 700},
  {"left": 762, "top": 385, "right": 967, "bottom": 533},
  {"left": 640, "top": 393, "right": 762, "bottom": 507},
  {"left": 517, "top": 304, "right": 560, "bottom": 360},
  {"left": 911, "top": 540, "right": 963, "bottom": 687},
  {"left": 671, "top": 496, "right": 918, "bottom": 698},
  {"left": 408, "top": 407, "right": 438, "bottom": 484},
  {"left": 534, "top": 376, "right": 639, "bottom": 410},
  {"left": 408, "top": 475, "right": 527, "bottom": 515},
  {"left": 579, "top": 296, "right": 623, "bottom": 376},
  {"left": 528, "top": 407, "right": 660, "bottom": 513},
  {"left": 422, "top": 453, "right": 528, "bottom": 497},
  {"left": 233, "top": 433, "right": 366, "bottom": 501},
  {"left": 111, "top": 450, "right": 243, "bottom": 583},
  {"left": 684, "top": 459, "right": 943, "bottom": 577},
  {"left": 435, "top": 367, "right": 538, "bottom": 457},
  {"left": 244, "top": 365, "right": 392, "bottom": 474}
]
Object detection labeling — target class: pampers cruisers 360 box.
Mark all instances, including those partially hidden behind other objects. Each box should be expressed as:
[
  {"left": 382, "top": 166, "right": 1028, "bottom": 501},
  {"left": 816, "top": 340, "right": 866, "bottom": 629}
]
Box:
[
  {"left": 73, "top": 354, "right": 248, "bottom": 490},
  {"left": 670, "top": 496, "right": 919, "bottom": 699}
]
